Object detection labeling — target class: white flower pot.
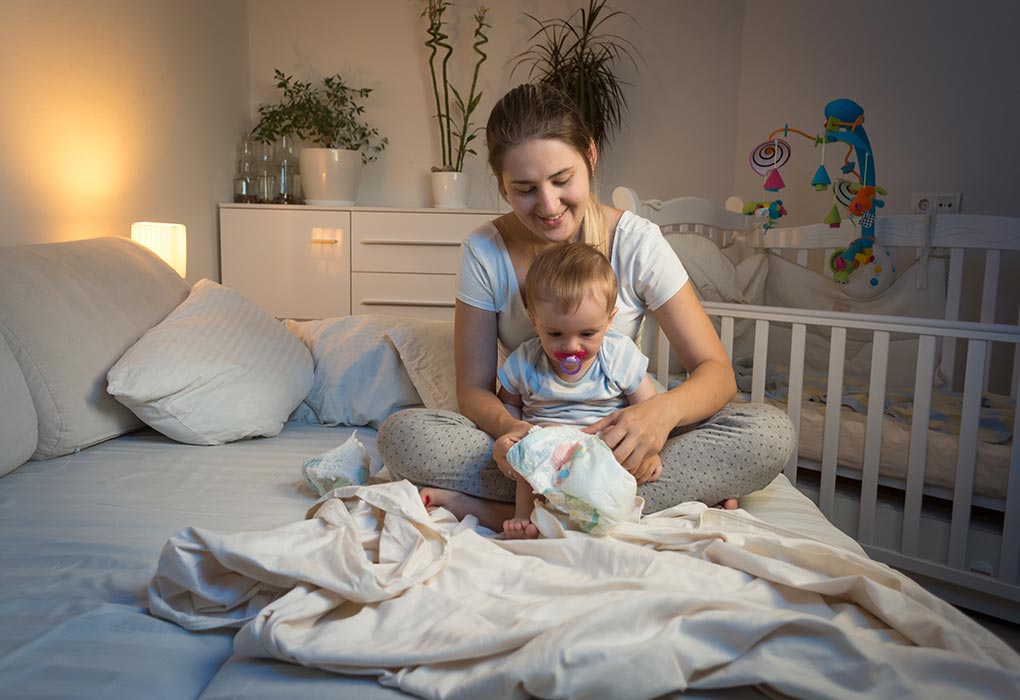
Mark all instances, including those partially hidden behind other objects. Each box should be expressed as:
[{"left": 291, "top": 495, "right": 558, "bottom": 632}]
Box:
[
  {"left": 430, "top": 171, "right": 470, "bottom": 209},
  {"left": 300, "top": 148, "right": 362, "bottom": 205}
]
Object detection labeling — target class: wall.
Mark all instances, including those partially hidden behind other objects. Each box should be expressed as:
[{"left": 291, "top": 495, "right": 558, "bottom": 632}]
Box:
[
  {"left": 731, "top": 0, "right": 1020, "bottom": 221},
  {"left": 245, "top": 0, "right": 746, "bottom": 210},
  {"left": 0, "top": 0, "right": 249, "bottom": 284}
]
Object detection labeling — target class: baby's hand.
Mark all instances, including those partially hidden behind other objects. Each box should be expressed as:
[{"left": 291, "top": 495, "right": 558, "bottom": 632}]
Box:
[
  {"left": 631, "top": 454, "right": 662, "bottom": 485},
  {"left": 493, "top": 423, "right": 531, "bottom": 479}
]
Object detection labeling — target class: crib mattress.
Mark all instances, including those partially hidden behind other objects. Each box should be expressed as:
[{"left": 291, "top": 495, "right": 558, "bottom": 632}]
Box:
[
  {"left": 780, "top": 397, "right": 1011, "bottom": 500},
  {"left": 0, "top": 422, "right": 861, "bottom": 698}
]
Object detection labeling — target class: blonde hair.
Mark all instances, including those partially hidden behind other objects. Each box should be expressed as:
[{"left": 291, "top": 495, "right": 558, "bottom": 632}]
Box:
[
  {"left": 523, "top": 242, "right": 617, "bottom": 316},
  {"left": 486, "top": 83, "right": 608, "bottom": 256}
]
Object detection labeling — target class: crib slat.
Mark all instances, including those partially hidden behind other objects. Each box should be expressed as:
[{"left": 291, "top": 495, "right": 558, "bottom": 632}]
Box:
[
  {"left": 785, "top": 324, "right": 807, "bottom": 482},
  {"left": 1014, "top": 306, "right": 1020, "bottom": 399},
  {"left": 858, "top": 331, "right": 890, "bottom": 545},
  {"left": 980, "top": 250, "right": 1000, "bottom": 392},
  {"left": 819, "top": 327, "right": 847, "bottom": 518},
  {"left": 720, "top": 316, "right": 735, "bottom": 361},
  {"left": 902, "top": 335, "right": 937, "bottom": 557},
  {"left": 948, "top": 340, "right": 987, "bottom": 569},
  {"left": 1001, "top": 389, "right": 1020, "bottom": 584},
  {"left": 751, "top": 320, "right": 769, "bottom": 404},
  {"left": 942, "top": 248, "right": 966, "bottom": 386}
]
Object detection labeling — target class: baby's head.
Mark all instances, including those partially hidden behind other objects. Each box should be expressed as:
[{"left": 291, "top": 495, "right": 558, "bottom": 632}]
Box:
[{"left": 523, "top": 243, "right": 618, "bottom": 375}]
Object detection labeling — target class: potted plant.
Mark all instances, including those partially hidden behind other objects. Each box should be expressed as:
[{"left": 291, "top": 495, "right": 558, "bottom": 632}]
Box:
[
  {"left": 253, "top": 70, "right": 388, "bottom": 205},
  {"left": 512, "top": 0, "right": 639, "bottom": 152},
  {"left": 421, "top": 1, "right": 490, "bottom": 208}
]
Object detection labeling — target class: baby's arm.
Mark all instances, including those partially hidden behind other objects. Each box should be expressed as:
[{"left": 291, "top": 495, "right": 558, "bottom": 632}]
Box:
[
  {"left": 626, "top": 373, "right": 658, "bottom": 406},
  {"left": 498, "top": 386, "right": 523, "bottom": 420}
]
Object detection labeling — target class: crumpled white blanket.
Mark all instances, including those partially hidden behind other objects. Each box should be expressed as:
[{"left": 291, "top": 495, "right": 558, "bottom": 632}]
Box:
[{"left": 149, "top": 480, "right": 1020, "bottom": 700}]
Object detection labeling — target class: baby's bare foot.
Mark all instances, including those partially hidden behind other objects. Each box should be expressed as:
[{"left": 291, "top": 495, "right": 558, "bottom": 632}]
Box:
[
  {"left": 420, "top": 487, "right": 515, "bottom": 532},
  {"left": 503, "top": 516, "right": 540, "bottom": 539}
]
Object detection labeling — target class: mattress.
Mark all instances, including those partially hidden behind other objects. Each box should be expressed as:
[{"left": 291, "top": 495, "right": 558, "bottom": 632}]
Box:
[{"left": 0, "top": 422, "right": 865, "bottom": 698}]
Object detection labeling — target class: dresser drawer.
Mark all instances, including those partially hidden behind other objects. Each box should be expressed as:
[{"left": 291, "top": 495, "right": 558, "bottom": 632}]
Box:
[
  {"left": 352, "top": 211, "right": 493, "bottom": 274},
  {"left": 352, "top": 272, "right": 457, "bottom": 321},
  {"left": 220, "top": 207, "right": 351, "bottom": 319}
]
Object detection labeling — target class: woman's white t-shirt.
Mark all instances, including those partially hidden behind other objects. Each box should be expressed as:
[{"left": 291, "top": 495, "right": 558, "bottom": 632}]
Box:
[{"left": 456, "top": 210, "right": 690, "bottom": 357}]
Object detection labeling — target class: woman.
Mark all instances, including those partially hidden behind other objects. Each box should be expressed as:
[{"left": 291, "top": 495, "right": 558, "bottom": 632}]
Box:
[{"left": 378, "top": 83, "right": 795, "bottom": 530}]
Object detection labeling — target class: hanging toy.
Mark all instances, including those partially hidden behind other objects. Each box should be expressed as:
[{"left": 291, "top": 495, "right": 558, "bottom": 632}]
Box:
[
  {"left": 811, "top": 137, "right": 831, "bottom": 190},
  {"left": 741, "top": 99, "right": 894, "bottom": 297},
  {"left": 742, "top": 199, "right": 787, "bottom": 230},
  {"left": 749, "top": 138, "right": 791, "bottom": 193},
  {"left": 847, "top": 183, "right": 887, "bottom": 217},
  {"left": 824, "top": 203, "right": 841, "bottom": 228},
  {"left": 554, "top": 350, "right": 588, "bottom": 375}
]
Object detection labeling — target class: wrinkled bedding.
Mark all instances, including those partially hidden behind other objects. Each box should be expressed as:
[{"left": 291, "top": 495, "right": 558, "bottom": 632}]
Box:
[{"left": 151, "top": 480, "right": 1020, "bottom": 700}]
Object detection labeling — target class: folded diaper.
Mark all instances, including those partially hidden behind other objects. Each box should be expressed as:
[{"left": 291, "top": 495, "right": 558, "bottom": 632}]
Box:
[
  {"left": 302, "top": 431, "right": 371, "bottom": 496},
  {"left": 507, "top": 426, "right": 640, "bottom": 535}
]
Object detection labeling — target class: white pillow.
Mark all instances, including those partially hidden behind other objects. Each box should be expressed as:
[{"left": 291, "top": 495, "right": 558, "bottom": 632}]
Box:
[
  {"left": 107, "top": 279, "right": 313, "bottom": 445},
  {"left": 285, "top": 315, "right": 425, "bottom": 428},
  {"left": 386, "top": 320, "right": 458, "bottom": 412}
]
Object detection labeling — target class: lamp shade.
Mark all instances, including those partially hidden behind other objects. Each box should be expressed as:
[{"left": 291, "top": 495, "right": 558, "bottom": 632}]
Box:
[{"left": 131, "top": 222, "right": 187, "bottom": 277}]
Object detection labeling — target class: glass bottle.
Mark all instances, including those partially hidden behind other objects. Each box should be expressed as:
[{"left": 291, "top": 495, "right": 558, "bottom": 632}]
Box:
[
  {"left": 274, "top": 134, "right": 300, "bottom": 204},
  {"left": 233, "top": 134, "right": 258, "bottom": 203},
  {"left": 255, "top": 141, "right": 276, "bottom": 204}
]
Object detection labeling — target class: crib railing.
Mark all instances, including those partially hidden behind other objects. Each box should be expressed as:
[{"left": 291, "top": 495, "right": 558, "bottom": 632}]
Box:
[{"left": 670, "top": 302, "right": 1020, "bottom": 620}]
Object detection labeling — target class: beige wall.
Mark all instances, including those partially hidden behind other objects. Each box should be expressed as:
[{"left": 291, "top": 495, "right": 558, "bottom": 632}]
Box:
[
  {"left": 2, "top": 0, "right": 1017, "bottom": 292},
  {"left": 246, "top": 0, "right": 746, "bottom": 210},
  {"left": 731, "top": 0, "right": 1020, "bottom": 223},
  {"left": 0, "top": 0, "right": 249, "bottom": 284}
]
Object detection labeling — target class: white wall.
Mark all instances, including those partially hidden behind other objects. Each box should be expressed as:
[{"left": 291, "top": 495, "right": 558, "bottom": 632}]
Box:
[
  {"left": 731, "top": 0, "right": 1020, "bottom": 222},
  {"left": 246, "top": 0, "right": 746, "bottom": 210},
  {"left": 2, "top": 0, "right": 1017, "bottom": 292},
  {"left": 0, "top": 0, "right": 249, "bottom": 284}
]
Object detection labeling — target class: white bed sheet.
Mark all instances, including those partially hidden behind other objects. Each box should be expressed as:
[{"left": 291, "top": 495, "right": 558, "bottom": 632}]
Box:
[{"left": 0, "top": 421, "right": 872, "bottom": 698}]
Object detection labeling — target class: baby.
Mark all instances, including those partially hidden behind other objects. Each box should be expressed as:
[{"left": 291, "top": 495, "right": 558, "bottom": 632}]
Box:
[{"left": 496, "top": 242, "right": 658, "bottom": 538}]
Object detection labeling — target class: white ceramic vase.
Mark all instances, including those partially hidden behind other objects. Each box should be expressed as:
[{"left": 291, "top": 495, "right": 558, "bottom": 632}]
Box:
[
  {"left": 430, "top": 171, "right": 470, "bottom": 209},
  {"left": 300, "top": 148, "right": 362, "bottom": 205}
]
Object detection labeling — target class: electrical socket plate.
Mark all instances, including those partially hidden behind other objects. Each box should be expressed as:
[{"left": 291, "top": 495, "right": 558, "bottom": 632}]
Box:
[
  {"left": 912, "top": 192, "right": 961, "bottom": 214},
  {"left": 936, "top": 193, "right": 961, "bottom": 213}
]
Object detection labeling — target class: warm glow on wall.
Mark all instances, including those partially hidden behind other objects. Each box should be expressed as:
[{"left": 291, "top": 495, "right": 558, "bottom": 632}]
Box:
[{"left": 131, "top": 222, "right": 187, "bottom": 278}]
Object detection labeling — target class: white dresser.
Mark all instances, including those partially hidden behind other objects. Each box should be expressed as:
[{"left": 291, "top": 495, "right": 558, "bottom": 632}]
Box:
[{"left": 219, "top": 203, "right": 499, "bottom": 320}]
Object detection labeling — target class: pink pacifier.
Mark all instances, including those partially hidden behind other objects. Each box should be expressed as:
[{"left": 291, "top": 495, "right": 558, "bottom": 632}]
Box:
[{"left": 554, "top": 350, "right": 588, "bottom": 375}]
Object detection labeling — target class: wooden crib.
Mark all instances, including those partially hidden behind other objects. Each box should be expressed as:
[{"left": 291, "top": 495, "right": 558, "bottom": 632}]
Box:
[{"left": 613, "top": 187, "right": 1020, "bottom": 622}]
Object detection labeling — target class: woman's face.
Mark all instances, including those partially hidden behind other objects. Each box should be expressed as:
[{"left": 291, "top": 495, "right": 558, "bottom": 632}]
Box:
[{"left": 499, "top": 138, "right": 592, "bottom": 245}]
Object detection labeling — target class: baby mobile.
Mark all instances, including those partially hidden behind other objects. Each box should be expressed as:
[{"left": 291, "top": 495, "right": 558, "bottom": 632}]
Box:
[{"left": 744, "top": 98, "right": 894, "bottom": 294}]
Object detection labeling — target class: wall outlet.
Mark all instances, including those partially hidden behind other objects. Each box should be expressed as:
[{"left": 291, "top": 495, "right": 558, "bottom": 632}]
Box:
[
  {"left": 912, "top": 193, "right": 934, "bottom": 214},
  {"left": 912, "top": 192, "right": 962, "bottom": 214},
  {"left": 936, "top": 192, "right": 961, "bottom": 213}
]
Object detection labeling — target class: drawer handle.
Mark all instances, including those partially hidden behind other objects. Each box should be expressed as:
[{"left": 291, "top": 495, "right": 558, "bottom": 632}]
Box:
[
  {"left": 310, "top": 238, "right": 338, "bottom": 245},
  {"left": 360, "top": 299, "right": 455, "bottom": 308},
  {"left": 360, "top": 239, "right": 462, "bottom": 247}
]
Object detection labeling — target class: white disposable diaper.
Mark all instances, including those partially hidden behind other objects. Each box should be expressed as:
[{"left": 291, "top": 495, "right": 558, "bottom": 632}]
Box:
[
  {"left": 507, "top": 426, "right": 641, "bottom": 535},
  {"left": 302, "top": 431, "right": 370, "bottom": 495}
]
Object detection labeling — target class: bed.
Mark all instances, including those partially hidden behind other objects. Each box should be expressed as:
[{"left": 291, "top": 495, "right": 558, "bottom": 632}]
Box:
[
  {"left": 1, "top": 236, "right": 1017, "bottom": 699},
  {"left": 613, "top": 186, "right": 1020, "bottom": 625}
]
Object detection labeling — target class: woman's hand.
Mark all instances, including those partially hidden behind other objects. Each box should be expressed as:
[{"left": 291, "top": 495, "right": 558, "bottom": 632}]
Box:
[
  {"left": 584, "top": 395, "right": 675, "bottom": 476},
  {"left": 493, "top": 422, "right": 533, "bottom": 479}
]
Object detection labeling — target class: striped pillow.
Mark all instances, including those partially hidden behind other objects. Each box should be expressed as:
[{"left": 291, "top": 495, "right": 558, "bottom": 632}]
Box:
[{"left": 107, "top": 280, "right": 313, "bottom": 445}]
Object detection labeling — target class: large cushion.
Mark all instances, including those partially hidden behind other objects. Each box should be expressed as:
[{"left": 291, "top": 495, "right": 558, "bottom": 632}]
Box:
[
  {"left": 764, "top": 254, "right": 948, "bottom": 385},
  {"left": 286, "top": 315, "right": 425, "bottom": 428},
  {"left": 386, "top": 320, "right": 458, "bottom": 412},
  {"left": 108, "top": 279, "right": 313, "bottom": 445},
  {"left": 0, "top": 237, "right": 189, "bottom": 459},
  {"left": 0, "top": 334, "right": 37, "bottom": 476}
]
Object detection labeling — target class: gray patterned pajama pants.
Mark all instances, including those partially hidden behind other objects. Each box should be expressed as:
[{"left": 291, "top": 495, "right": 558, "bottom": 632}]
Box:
[{"left": 376, "top": 402, "right": 796, "bottom": 513}]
